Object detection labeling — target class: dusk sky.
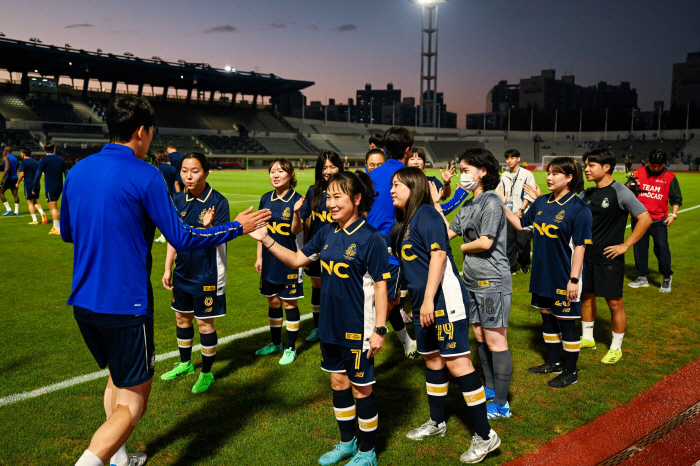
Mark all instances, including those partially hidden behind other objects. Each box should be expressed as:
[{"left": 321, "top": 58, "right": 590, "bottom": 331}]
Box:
[{"left": 2, "top": 0, "right": 699, "bottom": 127}]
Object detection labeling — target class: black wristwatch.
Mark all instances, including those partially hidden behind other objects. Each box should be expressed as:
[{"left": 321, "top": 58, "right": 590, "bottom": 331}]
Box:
[
  {"left": 569, "top": 277, "right": 579, "bottom": 284},
  {"left": 374, "top": 326, "right": 388, "bottom": 336}
]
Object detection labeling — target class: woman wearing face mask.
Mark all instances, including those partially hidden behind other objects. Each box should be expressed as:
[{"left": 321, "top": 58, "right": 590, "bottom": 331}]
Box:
[
  {"left": 410, "top": 147, "right": 469, "bottom": 216},
  {"left": 254, "top": 158, "right": 305, "bottom": 365},
  {"left": 299, "top": 150, "right": 344, "bottom": 342},
  {"left": 250, "top": 171, "right": 389, "bottom": 466},
  {"left": 391, "top": 167, "right": 500, "bottom": 463},
  {"left": 503, "top": 157, "right": 592, "bottom": 389},
  {"left": 432, "top": 148, "right": 514, "bottom": 420}
]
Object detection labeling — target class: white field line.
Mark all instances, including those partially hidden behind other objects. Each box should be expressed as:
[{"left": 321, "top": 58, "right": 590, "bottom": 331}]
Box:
[{"left": 0, "top": 313, "right": 312, "bottom": 407}]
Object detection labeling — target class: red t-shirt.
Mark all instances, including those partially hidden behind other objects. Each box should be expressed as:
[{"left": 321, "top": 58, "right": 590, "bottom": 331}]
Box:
[{"left": 635, "top": 166, "right": 674, "bottom": 220}]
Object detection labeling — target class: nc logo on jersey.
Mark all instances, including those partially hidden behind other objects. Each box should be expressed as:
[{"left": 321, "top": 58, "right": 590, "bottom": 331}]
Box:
[
  {"left": 344, "top": 243, "right": 357, "bottom": 260},
  {"left": 282, "top": 207, "right": 291, "bottom": 220},
  {"left": 601, "top": 197, "right": 610, "bottom": 208},
  {"left": 533, "top": 222, "right": 559, "bottom": 238},
  {"left": 204, "top": 296, "right": 214, "bottom": 307},
  {"left": 312, "top": 211, "right": 333, "bottom": 222},
  {"left": 268, "top": 222, "right": 291, "bottom": 235},
  {"left": 401, "top": 244, "right": 417, "bottom": 261},
  {"left": 555, "top": 210, "right": 566, "bottom": 223},
  {"left": 321, "top": 260, "right": 350, "bottom": 278}
]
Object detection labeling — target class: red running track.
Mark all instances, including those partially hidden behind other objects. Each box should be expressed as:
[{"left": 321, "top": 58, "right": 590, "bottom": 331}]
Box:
[{"left": 504, "top": 358, "right": 700, "bottom": 466}]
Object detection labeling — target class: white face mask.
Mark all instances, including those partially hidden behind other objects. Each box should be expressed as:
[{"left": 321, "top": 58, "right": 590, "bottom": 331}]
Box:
[{"left": 460, "top": 172, "right": 480, "bottom": 191}]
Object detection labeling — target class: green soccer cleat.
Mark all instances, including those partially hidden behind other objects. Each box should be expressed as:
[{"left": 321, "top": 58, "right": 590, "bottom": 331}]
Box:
[
  {"left": 318, "top": 438, "right": 357, "bottom": 466},
  {"left": 161, "top": 361, "right": 194, "bottom": 380},
  {"left": 192, "top": 371, "right": 214, "bottom": 393},
  {"left": 601, "top": 348, "right": 622, "bottom": 364},
  {"left": 580, "top": 338, "right": 596, "bottom": 350},
  {"left": 305, "top": 328, "right": 320, "bottom": 342},
  {"left": 279, "top": 348, "right": 297, "bottom": 365},
  {"left": 348, "top": 449, "right": 377, "bottom": 466},
  {"left": 255, "top": 342, "right": 284, "bottom": 356}
]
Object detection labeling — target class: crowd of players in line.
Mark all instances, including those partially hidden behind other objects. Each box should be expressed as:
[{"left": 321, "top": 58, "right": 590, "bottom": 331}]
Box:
[{"left": 6, "top": 94, "right": 683, "bottom": 466}]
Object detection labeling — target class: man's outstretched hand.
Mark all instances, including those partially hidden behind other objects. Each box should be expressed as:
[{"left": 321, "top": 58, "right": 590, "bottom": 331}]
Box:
[{"left": 235, "top": 207, "right": 271, "bottom": 234}]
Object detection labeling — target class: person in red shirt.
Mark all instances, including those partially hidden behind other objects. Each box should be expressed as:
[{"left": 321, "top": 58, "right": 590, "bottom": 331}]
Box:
[{"left": 628, "top": 149, "right": 682, "bottom": 293}]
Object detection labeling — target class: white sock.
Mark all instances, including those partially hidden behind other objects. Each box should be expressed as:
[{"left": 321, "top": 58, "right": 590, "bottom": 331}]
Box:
[
  {"left": 14, "top": 203, "right": 19, "bottom": 213},
  {"left": 395, "top": 328, "right": 412, "bottom": 349},
  {"left": 53, "top": 220, "right": 59, "bottom": 229},
  {"left": 110, "top": 443, "right": 128, "bottom": 466},
  {"left": 38, "top": 208, "right": 44, "bottom": 215},
  {"left": 611, "top": 332, "right": 625, "bottom": 351},
  {"left": 75, "top": 449, "right": 102, "bottom": 466},
  {"left": 31, "top": 213, "right": 37, "bottom": 222},
  {"left": 3, "top": 201, "right": 9, "bottom": 211},
  {"left": 582, "top": 321, "right": 595, "bottom": 341}
]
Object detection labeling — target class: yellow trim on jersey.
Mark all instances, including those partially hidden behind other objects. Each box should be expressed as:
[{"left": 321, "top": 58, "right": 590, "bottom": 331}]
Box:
[
  {"left": 270, "top": 188, "right": 296, "bottom": 203},
  {"left": 478, "top": 280, "right": 490, "bottom": 287},
  {"left": 186, "top": 185, "right": 213, "bottom": 203},
  {"left": 434, "top": 309, "right": 445, "bottom": 317},
  {"left": 585, "top": 239, "right": 593, "bottom": 244},
  {"left": 430, "top": 242, "right": 441, "bottom": 250},
  {"left": 334, "top": 219, "right": 366, "bottom": 236},
  {"left": 345, "top": 333, "right": 362, "bottom": 341},
  {"left": 546, "top": 192, "right": 576, "bottom": 206},
  {"left": 382, "top": 272, "right": 391, "bottom": 279}
]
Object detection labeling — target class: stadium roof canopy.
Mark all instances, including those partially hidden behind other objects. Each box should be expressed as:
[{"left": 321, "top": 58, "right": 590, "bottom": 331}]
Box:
[{"left": 0, "top": 37, "right": 314, "bottom": 99}]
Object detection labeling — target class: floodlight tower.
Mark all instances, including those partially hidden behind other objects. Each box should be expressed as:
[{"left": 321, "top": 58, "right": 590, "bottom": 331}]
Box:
[{"left": 410, "top": 0, "right": 449, "bottom": 128}]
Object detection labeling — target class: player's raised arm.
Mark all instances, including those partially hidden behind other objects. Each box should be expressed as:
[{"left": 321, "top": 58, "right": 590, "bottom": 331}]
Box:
[{"left": 250, "top": 225, "right": 312, "bottom": 269}]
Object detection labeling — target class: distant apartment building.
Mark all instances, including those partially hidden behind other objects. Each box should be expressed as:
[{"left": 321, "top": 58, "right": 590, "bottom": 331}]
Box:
[{"left": 671, "top": 52, "right": 700, "bottom": 107}]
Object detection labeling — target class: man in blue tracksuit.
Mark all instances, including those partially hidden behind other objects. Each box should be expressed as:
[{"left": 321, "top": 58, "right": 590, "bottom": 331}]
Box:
[
  {"left": 0, "top": 146, "right": 20, "bottom": 215},
  {"left": 64, "top": 95, "right": 270, "bottom": 466},
  {"left": 32, "top": 143, "right": 66, "bottom": 234},
  {"left": 366, "top": 126, "right": 417, "bottom": 358}
]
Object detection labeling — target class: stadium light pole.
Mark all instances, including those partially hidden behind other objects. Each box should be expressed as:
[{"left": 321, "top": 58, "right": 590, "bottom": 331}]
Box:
[
  {"left": 630, "top": 107, "right": 635, "bottom": 137},
  {"left": 410, "top": 0, "right": 449, "bottom": 128}
]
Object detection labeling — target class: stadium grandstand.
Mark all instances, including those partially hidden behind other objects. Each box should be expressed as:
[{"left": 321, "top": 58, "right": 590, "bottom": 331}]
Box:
[{"left": 0, "top": 36, "right": 697, "bottom": 172}]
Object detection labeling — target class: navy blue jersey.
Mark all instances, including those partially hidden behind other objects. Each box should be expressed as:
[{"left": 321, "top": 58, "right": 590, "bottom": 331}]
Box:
[
  {"left": 259, "top": 188, "right": 304, "bottom": 284},
  {"left": 302, "top": 218, "right": 390, "bottom": 350},
  {"left": 400, "top": 205, "right": 469, "bottom": 323},
  {"left": 168, "top": 151, "right": 185, "bottom": 184},
  {"left": 300, "top": 185, "right": 335, "bottom": 241},
  {"left": 33, "top": 154, "right": 66, "bottom": 194},
  {"left": 172, "top": 185, "right": 230, "bottom": 296},
  {"left": 427, "top": 175, "right": 444, "bottom": 193},
  {"left": 4, "top": 154, "right": 18, "bottom": 180},
  {"left": 61, "top": 144, "right": 243, "bottom": 316},
  {"left": 156, "top": 163, "right": 178, "bottom": 196},
  {"left": 18, "top": 158, "right": 38, "bottom": 188},
  {"left": 521, "top": 192, "right": 593, "bottom": 301}
]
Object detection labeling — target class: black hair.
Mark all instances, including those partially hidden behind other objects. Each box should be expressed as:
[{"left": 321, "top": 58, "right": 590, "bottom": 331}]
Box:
[
  {"left": 269, "top": 158, "right": 297, "bottom": 188},
  {"left": 365, "top": 148, "right": 386, "bottom": 163},
  {"left": 312, "top": 150, "right": 344, "bottom": 212},
  {"left": 326, "top": 171, "right": 375, "bottom": 217},
  {"left": 106, "top": 95, "right": 157, "bottom": 144},
  {"left": 583, "top": 148, "right": 616, "bottom": 174},
  {"left": 458, "top": 148, "right": 501, "bottom": 191},
  {"left": 44, "top": 143, "right": 55, "bottom": 154},
  {"left": 182, "top": 152, "right": 210, "bottom": 172},
  {"left": 648, "top": 149, "right": 668, "bottom": 165},
  {"left": 547, "top": 156, "right": 579, "bottom": 191},
  {"left": 21, "top": 147, "right": 32, "bottom": 158},
  {"left": 382, "top": 126, "right": 414, "bottom": 160},
  {"left": 411, "top": 147, "right": 426, "bottom": 163},
  {"left": 390, "top": 167, "right": 432, "bottom": 262},
  {"left": 368, "top": 133, "right": 384, "bottom": 149},
  {"left": 504, "top": 149, "right": 520, "bottom": 159}
]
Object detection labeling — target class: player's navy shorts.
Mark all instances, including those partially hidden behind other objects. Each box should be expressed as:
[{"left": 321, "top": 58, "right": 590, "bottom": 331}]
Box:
[
  {"left": 414, "top": 316, "right": 471, "bottom": 357},
  {"left": 260, "top": 279, "right": 304, "bottom": 300},
  {"left": 46, "top": 189, "right": 62, "bottom": 203},
  {"left": 582, "top": 261, "right": 624, "bottom": 299},
  {"left": 24, "top": 187, "right": 39, "bottom": 201},
  {"left": 74, "top": 306, "right": 155, "bottom": 388},
  {"left": 531, "top": 293, "right": 581, "bottom": 319},
  {"left": 171, "top": 288, "right": 226, "bottom": 319},
  {"left": 468, "top": 290, "right": 511, "bottom": 328},
  {"left": 1, "top": 177, "right": 17, "bottom": 191},
  {"left": 320, "top": 342, "right": 375, "bottom": 386},
  {"left": 387, "top": 263, "right": 402, "bottom": 301},
  {"left": 304, "top": 260, "right": 321, "bottom": 279}
]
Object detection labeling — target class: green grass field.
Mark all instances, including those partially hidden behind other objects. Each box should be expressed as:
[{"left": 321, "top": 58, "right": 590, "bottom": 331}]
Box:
[{"left": 1, "top": 169, "right": 699, "bottom": 466}]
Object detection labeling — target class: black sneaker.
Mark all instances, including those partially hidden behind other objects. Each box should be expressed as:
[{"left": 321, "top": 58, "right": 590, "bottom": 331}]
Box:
[
  {"left": 528, "top": 362, "right": 562, "bottom": 374},
  {"left": 548, "top": 370, "right": 578, "bottom": 389},
  {"left": 520, "top": 266, "right": 530, "bottom": 274}
]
